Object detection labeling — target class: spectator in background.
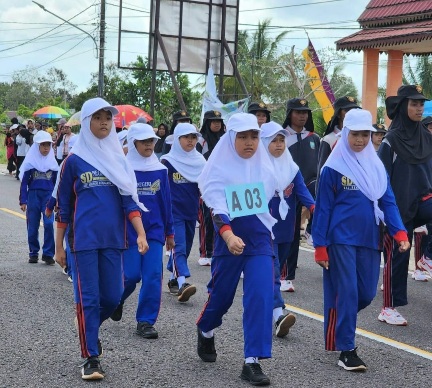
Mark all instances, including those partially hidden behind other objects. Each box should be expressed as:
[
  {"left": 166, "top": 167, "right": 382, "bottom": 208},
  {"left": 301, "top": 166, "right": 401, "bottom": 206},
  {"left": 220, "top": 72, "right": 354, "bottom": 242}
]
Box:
[
  {"left": 371, "top": 124, "right": 387, "bottom": 152},
  {"left": 4, "top": 126, "right": 17, "bottom": 175},
  {"left": 154, "top": 123, "right": 168, "bottom": 159},
  {"left": 15, "top": 125, "right": 31, "bottom": 180},
  {"left": 55, "top": 118, "right": 67, "bottom": 164}
]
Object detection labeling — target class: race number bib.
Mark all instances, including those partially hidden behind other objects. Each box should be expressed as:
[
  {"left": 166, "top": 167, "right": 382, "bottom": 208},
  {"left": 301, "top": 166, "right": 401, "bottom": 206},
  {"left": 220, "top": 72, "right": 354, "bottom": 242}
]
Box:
[{"left": 225, "top": 182, "right": 266, "bottom": 218}]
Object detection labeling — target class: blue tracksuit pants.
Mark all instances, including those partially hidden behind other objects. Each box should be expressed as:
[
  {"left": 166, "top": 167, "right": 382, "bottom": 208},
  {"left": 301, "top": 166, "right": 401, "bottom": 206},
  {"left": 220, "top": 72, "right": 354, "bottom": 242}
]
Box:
[
  {"left": 121, "top": 240, "right": 163, "bottom": 324},
  {"left": 167, "top": 218, "right": 195, "bottom": 278},
  {"left": 71, "top": 248, "right": 123, "bottom": 358},
  {"left": 323, "top": 244, "right": 380, "bottom": 351},
  {"left": 197, "top": 254, "right": 273, "bottom": 358},
  {"left": 26, "top": 189, "right": 54, "bottom": 258},
  {"left": 273, "top": 241, "right": 291, "bottom": 310}
]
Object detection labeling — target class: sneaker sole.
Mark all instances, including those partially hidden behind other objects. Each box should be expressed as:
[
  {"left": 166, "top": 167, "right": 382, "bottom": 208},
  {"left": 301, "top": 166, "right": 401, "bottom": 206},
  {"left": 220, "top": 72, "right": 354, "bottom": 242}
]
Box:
[
  {"left": 337, "top": 360, "right": 367, "bottom": 371},
  {"left": 275, "top": 314, "right": 296, "bottom": 338},
  {"left": 81, "top": 371, "right": 104, "bottom": 380},
  {"left": 240, "top": 373, "right": 270, "bottom": 386},
  {"left": 281, "top": 288, "right": 295, "bottom": 293},
  {"left": 178, "top": 285, "right": 197, "bottom": 302},
  {"left": 417, "top": 262, "right": 432, "bottom": 278},
  {"left": 378, "top": 315, "right": 407, "bottom": 326}
]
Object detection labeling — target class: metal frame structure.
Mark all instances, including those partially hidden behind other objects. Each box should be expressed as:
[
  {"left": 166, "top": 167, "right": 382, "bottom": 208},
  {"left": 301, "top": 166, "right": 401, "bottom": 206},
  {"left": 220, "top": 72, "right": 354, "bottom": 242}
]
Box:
[{"left": 117, "top": 0, "right": 248, "bottom": 116}]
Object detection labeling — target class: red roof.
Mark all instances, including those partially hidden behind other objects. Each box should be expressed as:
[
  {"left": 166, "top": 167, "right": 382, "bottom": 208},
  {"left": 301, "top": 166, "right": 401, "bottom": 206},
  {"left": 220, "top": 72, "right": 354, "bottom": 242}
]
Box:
[
  {"left": 337, "top": 0, "right": 432, "bottom": 52},
  {"left": 359, "top": 0, "right": 432, "bottom": 27},
  {"left": 336, "top": 19, "right": 432, "bottom": 52}
]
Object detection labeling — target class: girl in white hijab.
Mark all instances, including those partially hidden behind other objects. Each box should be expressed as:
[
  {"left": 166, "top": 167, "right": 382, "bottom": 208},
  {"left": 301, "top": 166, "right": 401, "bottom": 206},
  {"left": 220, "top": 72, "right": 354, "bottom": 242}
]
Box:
[
  {"left": 160, "top": 123, "right": 206, "bottom": 302},
  {"left": 19, "top": 130, "right": 59, "bottom": 265},
  {"left": 196, "top": 113, "right": 278, "bottom": 386},
  {"left": 260, "top": 121, "right": 315, "bottom": 337},
  {"left": 54, "top": 97, "right": 148, "bottom": 380},
  {"left": 312, "top": 109, "right": 409, "bottom": 372}
]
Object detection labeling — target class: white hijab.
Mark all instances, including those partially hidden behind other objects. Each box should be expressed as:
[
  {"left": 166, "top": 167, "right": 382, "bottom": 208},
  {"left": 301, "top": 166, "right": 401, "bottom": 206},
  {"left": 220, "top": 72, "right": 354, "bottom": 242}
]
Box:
[
  {"left": 160, "top": 123, "right": 206, "bottom": 182},
  {"left": 260, "top": 121, "right": 299, "bottom": 220},
  {"left": 19, "top": 131, "right": 59, "bottom": 181},
  {"left": 324, "top": 109, "right": 387, "bottom": 224},
  {"left": 198, "top": 113, "right": 278, "bottom": 233},
  {"left": 70, "top": 97, "right": 147, "bottom": 211},
  {"left": 126, "top": 123, "right": 166, "bottom": 172}
]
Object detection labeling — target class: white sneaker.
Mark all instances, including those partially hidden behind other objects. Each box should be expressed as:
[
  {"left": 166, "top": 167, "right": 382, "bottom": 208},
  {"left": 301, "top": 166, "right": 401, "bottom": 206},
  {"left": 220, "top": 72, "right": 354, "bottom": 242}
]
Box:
[
  {"left": 380, "top": 283, "right": 384, "bottom": 291},
  {"left": 414, "top": 225, "right": 428, "bottom": 234},
  {"left": 411, "top": 269, "right": 429, "bottom": 282},
  {"left": 165, "top": 250, "right": 171, "bottom": 256},
  {"left": 280, "top": 280, "right": 295, "bottom": 292},
  {"left": 418, "top": 255, "right": 432, "bottom": 278},
  {"left": 378, "top": 307, "right": 407, "bottom": 326},
  {"left": 304, "top": 231, "right": 314, "bottom": 246},
  {"left": 198, "top": 257, "right": 211, "bottom": 266}
]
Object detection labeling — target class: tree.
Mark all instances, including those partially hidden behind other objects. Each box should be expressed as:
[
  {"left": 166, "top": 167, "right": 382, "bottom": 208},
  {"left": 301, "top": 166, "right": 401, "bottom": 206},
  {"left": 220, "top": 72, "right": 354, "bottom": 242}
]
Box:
[{"left": 403, "top": 56, "right": 432, "bottom": 99}]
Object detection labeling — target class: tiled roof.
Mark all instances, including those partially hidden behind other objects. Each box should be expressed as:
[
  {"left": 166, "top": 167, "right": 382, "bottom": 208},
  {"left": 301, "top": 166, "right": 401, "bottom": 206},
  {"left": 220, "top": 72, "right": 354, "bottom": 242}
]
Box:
[
  {"left": 336, "top": 19, "right": 432, "bottom": 52},
  {"left": 358, "top": 0, "right": 432, "bottom": 27}
]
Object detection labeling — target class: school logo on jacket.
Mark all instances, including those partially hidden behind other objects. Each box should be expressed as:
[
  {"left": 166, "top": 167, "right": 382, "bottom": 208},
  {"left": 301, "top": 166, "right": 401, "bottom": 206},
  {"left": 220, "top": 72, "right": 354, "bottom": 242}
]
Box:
[
  {"left": 137, "top": 179, "right": 161, "bottom": 195},
  {"left": 341, "top": 176, "right": 359, "bottom": 190},
  {"left": 283, "top": 183, "right": 294, "bottom": 198},
  {"left": 173, "top": 172, "right": 189, "bottom": 184},
  {"left": 80, "top": 170, "right": 113, "bottom": 188},
  {"left": 33, "top": 170, "right": 53, "bottom": 180},
  {"left": 310, "top": 141, "right": 316, "bottom": 149}
]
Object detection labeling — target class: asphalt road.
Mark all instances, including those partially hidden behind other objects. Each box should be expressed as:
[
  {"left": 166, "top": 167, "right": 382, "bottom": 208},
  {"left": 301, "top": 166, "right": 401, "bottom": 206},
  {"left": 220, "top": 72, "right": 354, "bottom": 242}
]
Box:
[{"left": 0, "top": 167, "right": 431, "bottom": 388}]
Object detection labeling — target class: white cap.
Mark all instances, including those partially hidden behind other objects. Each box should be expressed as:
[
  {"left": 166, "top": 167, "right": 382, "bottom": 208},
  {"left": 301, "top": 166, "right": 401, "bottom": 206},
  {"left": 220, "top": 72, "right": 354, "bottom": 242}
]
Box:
[
  {"left": 80, "top": 97, "right": 119, "bottom": 121},
  {"left": 227, "top": 113, "right": 260, "bottom": 132},
  {"left": 260, "top": 121, "right": 289, "bottom": 139},
  {"left": 33, "top": 130, "right": 53, "bottom": 144},
  {"left": 127, "top": 123, "right": 160, "bottom": 143},
  {"left": 343, "top": 109, "right": 376, "bottom": 132},
  {"left": 10, "top": 124, "right": 19, "bottom": 130},
  {"left": 174, "top": 123, "right": 202, "bottom": 138}
]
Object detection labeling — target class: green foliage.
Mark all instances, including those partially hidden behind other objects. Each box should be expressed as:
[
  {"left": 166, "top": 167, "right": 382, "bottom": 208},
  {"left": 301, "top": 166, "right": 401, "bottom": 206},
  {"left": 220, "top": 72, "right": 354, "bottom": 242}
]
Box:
[{"left": 403, "top": 56, "right": 432, "bottom": 99}]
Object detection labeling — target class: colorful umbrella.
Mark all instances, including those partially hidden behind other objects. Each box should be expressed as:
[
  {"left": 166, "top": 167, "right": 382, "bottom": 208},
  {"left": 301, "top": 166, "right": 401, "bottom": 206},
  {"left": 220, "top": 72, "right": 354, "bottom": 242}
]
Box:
[
  {"left": 33, "top": 106, "right": 70, "bottom": 119},
  {"left": 113, "top": 105, "right": 153, "bottom": 128},
  {"left": 66, "top": 111, "right": 81, "bottom": 127}
]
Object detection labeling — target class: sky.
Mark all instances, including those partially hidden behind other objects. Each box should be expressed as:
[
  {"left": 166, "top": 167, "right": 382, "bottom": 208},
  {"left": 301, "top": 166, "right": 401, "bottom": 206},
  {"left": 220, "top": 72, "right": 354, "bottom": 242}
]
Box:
[{"left": 0, "top": 0, "right": 384, "bottom": 98}]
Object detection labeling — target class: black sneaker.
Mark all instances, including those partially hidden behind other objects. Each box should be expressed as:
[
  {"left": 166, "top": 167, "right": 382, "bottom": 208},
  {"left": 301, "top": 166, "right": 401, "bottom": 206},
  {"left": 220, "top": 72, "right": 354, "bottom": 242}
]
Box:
[
  {"left": 136, "top": 322, "right": 159, "bottom": 339},
  {"left": 28, "top": 256, "right": 38, "bottom": 264},
  {"left": 197, "top": 327, "right": 217, "bottom": 362},
  {"left": 110, "top": 303, "right": 123, "bottom": 321},
  {"left": 80, "top": 356, "right": 104, "bottom": 380},
  {"left": 177, "top": 283, "right": 196, "bottom": 302},
  {"left": 275, "top": 313, "right": 296, "bottom": 338},
  {"left": 167, "top": 279, "right": 179, "bottom": 295},
  {"left": 338, "top": 348, "right": 367, "bottom": 371},
  {"left": 240, "top": 363, "right": 270, "bottom": 386},
  {"left": 97, "top": 339, "right": 103, "bottom": 357},
  {"left": 42, "top": 255, "right": 55, "bottom": 265}
]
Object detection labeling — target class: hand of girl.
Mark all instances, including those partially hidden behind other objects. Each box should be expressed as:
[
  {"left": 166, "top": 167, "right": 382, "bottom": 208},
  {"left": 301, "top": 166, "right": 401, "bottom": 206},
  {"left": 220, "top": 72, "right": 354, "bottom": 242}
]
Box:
[
  {"left": 137, "top": 235, "right": 149, "bottom": 254},
  {"left": 55, "top": 246, "right": 67, "bottom": 268},
  {"left": 398, "top": 241, "right": 410, "bottom": 252},
  {"left": 166, "top": 236, "right": 175, "bottom": 251},
  {"left": 316, "top": 260, "right": 329, "bottom": 270},
  {"left": 225, "top": 233, "right": 246, "bottom": 256},
  {"left": 20, "top": 204, "right": 26, "bottom": 212}
]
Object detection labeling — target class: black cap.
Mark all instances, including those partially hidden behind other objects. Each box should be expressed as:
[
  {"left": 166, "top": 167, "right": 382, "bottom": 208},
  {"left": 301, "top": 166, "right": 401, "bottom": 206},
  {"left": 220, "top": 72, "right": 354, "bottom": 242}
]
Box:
[
  {"left": 422, "top": 116, "right": 432, "bottom": 126},
  {"left": 172, "top": 110, "right": 191, "bottom": 122},
  {"left": 386, "top": 85, "right": 430, "bottom": 120},
  {"left": 248, "top": 102, "right": 271, "bottom": 114},
  {"left": 282, "top": 98, "right": 314, "bottom": 132},
  {"left": 323, "top": 96, "right": 361, "bottom": 136},
  {"left": 373, "top": 123, "right": 387, "bottom": 133},
  {"left": 203, "top": 110, "right": 223, "bottom": 121}
]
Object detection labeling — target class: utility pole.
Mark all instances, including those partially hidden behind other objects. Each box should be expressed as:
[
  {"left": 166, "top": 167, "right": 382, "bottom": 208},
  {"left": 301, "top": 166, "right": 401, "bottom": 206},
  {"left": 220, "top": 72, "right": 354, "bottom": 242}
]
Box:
[{"left": 98, "top": 0, "right": 106, "bottom": 97}]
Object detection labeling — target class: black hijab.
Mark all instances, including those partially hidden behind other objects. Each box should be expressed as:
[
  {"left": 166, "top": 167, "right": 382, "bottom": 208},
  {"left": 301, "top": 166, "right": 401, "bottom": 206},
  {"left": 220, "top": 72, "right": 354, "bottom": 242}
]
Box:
[
  {"left": 154, "top": 124, "right": 168, "bottom": 153},
  {"left": 200, "top": 119, "right": 224, "bottom": 159},
  {"left": 385, "top": 99, "right": 432, "bottom": 164}
]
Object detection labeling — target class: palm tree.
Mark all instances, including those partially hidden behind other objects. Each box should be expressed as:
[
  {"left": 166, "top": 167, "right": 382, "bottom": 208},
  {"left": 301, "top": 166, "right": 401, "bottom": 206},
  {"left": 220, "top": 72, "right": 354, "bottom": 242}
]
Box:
[{"left": 403, "top": 56, "right": 432, "bottom": 99}]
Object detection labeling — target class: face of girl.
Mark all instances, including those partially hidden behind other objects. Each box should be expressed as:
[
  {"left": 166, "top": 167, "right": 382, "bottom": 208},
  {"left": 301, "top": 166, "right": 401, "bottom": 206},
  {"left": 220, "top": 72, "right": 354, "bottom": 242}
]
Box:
[
  {"left": 235, "top": 130, "right": 259, "bottom": 159},
  {"left": 371, "top": 132, "right": 385, "bottom": 147},
  {"left": 39, "top": 141, "right": 52, "bottom": 156},
  {"left": 407, "top": 99, "right": 425, "bottom": 122},
  {"left": 268, "top": 134, "right": 286, "bottom": 158},
  {"left": 347, "top": 130, "right": 370, "bottom": 152},
  {"left": 254, "top": 111, "right": 267, "bottom": 127},
  {"left": 135, "top": 138, "right": 155, "bottom": 157},
  {"left": 179, "top": 133, "right": 198, "bottom": 152},
  {"left": 290, "top": 110, "right": 308, "bottom": 131},
  {"left": 158, "top": 126, "right": 166, "bottom": 136},
  {"left": 90, "top": 109, "right": 113, "bottom": 139},
  {"left": 209, "top": 120, "right": 222, "bottom": 133}
]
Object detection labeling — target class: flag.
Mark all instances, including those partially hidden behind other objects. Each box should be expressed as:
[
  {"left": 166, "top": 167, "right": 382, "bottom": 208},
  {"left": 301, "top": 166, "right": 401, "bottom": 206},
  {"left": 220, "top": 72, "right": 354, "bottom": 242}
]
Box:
[
  {"left": 201, "top": 67, "right": 249, "bottom": 125},
  {"left": 302, "top": 39, "right": 335, "bottom": 123}
]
